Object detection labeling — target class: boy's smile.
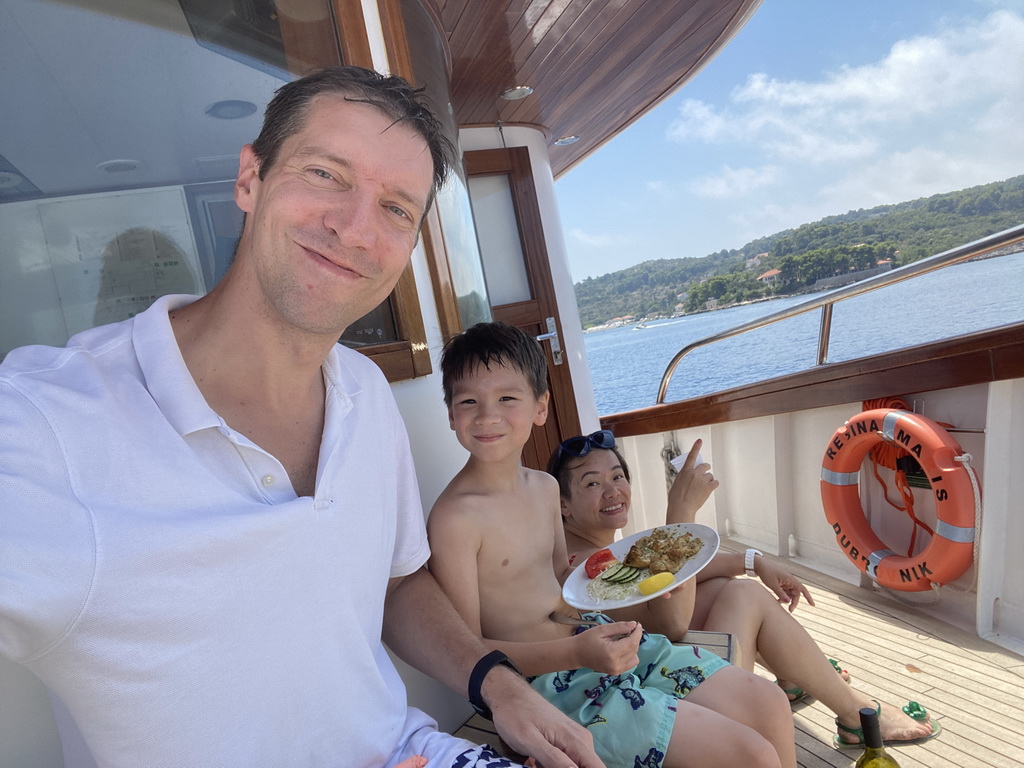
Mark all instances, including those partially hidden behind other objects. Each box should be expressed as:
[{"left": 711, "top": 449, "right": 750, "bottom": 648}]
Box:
[{"left": 448, "top": 362, "right": 548, "bottom": 460}]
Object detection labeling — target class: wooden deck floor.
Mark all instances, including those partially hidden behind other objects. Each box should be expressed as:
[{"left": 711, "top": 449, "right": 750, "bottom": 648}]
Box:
[{"left": 454, "top": 557, "right": 1024, "bottom": 767}]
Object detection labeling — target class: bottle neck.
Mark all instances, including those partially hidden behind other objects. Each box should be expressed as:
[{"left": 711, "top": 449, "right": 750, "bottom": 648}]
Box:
[{"left": 861, "top": 709, "right": 885, "bottom": 749}]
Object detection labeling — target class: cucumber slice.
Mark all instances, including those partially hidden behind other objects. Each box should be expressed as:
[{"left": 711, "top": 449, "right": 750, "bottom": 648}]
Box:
[
  {"left": 619, "top": 568, "right": 643, "bottom": 584},
  {"left": 599, "top": 563, "right": 625, "bottom": 581},
  {"left": 606, "top": 567, "right": 629, "bottom": 583},
  {"left": 608, "top": 566, "right": 641, "bottom": 583}
]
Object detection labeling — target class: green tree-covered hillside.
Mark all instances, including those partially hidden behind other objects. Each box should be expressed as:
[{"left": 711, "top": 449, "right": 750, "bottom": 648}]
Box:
[{"left": 573, "top": 175, "right": 1024, "bottom": 328}]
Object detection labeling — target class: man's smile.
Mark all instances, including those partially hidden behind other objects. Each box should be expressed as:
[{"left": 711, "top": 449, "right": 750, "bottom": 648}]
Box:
[{"left": 299, "top": 241, "right": 367, "bottom": 280}]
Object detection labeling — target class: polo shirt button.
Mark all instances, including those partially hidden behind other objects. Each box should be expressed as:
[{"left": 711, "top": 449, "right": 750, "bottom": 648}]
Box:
[{"left": 261, "top": 474, "right": 275, "bottom": 487}]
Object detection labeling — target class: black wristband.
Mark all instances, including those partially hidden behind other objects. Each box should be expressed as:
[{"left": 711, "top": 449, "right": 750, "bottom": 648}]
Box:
[{"left": 467, "top": 650, "right": 522, "bottom": 720}]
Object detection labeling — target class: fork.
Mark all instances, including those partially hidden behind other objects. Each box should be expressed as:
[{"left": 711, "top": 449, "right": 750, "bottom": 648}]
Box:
[
  {"left": 549, "top": 612, "right": 600, "bottom": 627},
  {"left": 549, "top": 612, "right": 637, "bottom": 641}
]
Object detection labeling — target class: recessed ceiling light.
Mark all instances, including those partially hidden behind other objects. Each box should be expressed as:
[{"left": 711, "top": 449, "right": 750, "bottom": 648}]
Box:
[
  {"left": 96, "top": 159, "right": 141, "bottom": 174},
  {"left": 205, "top": 100, "right": 257, "bottom": 119},
  {"left": 554, "top": 135, "right": 580, "bottom": 146},
  {"left": 500, "top": 85, "right": 534, "bottom": 101}
]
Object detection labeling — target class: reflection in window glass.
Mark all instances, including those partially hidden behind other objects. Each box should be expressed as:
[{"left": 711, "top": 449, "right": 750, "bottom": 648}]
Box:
[
  {"left": 401, "top": 0, "right": 492, "bottom": 329},
  {"left": 340, "top": 302, "right": 399, "bottom": 347},
  {"left": 0, "top": 0, "right": 407, "bottom": 359},
  {"left": 437, "top": 172, "right": 493, "bottom": 327}
]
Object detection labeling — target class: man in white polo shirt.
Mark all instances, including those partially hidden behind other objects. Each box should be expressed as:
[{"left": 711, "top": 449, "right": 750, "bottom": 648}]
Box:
[{"left": 0, "top": 66, "right": 601, "bottom": 768}]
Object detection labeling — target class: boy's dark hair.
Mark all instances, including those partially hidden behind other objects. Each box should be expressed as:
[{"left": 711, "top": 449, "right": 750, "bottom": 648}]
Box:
[
  {"left": 251, "top": 65, "right": 456, "bottom": 214},
  {"left": 546, "top": 443, "right": 631, "bottom": 501},
  {"left": 440, "top": 322, "right": 549, "bottom": 406}
]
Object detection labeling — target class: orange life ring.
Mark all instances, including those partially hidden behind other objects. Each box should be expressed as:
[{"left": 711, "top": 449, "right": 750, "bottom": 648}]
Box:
[{"left": 820, "top": 408, "right": 978, "bottom": 592}]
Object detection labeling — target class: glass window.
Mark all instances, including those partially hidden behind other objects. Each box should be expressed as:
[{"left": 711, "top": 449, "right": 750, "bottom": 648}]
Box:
[
  {"left": 467, "top": 174, "right": 532, "bottom": 305},
  {"left": 400, "top": 0, "right": 492, "bottom": 330},
  {"left": 0, "top": 0, "right": 413, "bottom": 360}
]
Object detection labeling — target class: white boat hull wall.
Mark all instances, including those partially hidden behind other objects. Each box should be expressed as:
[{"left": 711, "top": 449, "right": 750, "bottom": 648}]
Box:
[{"left": 618, "top": 377, "right": 1024, "bottom": 656}]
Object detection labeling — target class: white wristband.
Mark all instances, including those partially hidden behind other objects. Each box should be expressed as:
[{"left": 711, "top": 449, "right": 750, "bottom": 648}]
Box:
[{"left": 744, "top": 548, "right": 763, "bottom": 577}]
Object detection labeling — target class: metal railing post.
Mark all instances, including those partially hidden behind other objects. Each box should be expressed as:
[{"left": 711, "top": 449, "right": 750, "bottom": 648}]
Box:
[{"left": 816, "top": 303, "right": 834, "bottom": 365}]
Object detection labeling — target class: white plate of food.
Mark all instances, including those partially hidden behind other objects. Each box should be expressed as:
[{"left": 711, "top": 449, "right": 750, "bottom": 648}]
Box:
[{"left": 562, "top": 523, "right": 720, "bottom": 610}]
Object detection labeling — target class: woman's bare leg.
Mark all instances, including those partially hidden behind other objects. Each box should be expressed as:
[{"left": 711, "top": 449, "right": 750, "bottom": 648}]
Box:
[
  {"left": 697, "top": 578, "right": 934, "bottom": 742},
  {"left": 774, "top": 656, "right": 850, "bottom": 700}
]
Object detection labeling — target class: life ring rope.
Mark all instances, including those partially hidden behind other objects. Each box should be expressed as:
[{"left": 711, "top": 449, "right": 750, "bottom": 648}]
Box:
[
  {"left": 953, "top": 452, "right": 983, "bottom": 580},
  {"left": 864, "top": 398, "right": 945, "bottom": 554},
  {"left": 878, "top": 451, "right": 982, "bottom": 603}
]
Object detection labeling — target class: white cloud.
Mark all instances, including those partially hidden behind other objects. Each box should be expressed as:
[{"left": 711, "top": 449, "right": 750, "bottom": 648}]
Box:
[
  {"left": 561, "top": 8, "right": 1024, "bottom": 278},
  {"left": 668, "top": 99, "right": 730, "bottom": 142},
  {"left": 690, "top": 165, "right": 780, "bottom": 199},
  {"left": 667, "top": 10, "right": 1024, "bottom": 169},
  {"left": 819, "top": 146, "right": 1020, "bottom": 211},
  {"left": 973, "top": 0, "right": 1024, "bottom": 9}
]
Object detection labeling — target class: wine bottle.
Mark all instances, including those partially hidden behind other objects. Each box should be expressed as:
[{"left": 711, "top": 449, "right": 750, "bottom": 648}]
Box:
[{"left": 855, "top": 707, "right": 900, "bottom": 767}]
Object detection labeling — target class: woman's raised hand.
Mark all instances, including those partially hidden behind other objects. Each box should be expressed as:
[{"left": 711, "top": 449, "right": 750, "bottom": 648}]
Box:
[{"left": 667, "top": 439, "right": 720, "bottom": 524}]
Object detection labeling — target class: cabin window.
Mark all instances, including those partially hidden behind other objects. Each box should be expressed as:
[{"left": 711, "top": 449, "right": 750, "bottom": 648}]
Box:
[
  {"left": 382, "top": 0, "right": 493, "bottom": 339},
  {"left": 466, "top": 175, "right": 533, "bottom": 305},
  {"left": 0, "top": 0, "right": 431, "bottom": 379}
]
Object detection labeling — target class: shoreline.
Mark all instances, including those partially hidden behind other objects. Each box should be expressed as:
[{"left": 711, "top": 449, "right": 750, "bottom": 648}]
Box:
[{"left": 581, "top": 247, "right": 1022, "bottom": 335}]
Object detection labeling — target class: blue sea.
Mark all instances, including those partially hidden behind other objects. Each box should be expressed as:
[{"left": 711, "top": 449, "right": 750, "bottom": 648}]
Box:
[{"left": 584, "top": 250, "right": 1024, "bottom": 415}]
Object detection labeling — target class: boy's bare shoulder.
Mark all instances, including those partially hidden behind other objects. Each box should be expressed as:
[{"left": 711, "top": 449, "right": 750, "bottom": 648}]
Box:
[
  {"left": 428, "top": 466, "right": 494, "bottom": 531},
  {"left": 520, "top": 466, "right": 560, "bottom": 502},
  {"left": 430, "top": 465, "right": 559, "bottom": 535},
  {"left": 524, "top": 465, "right": 559, "bottom": 490}
]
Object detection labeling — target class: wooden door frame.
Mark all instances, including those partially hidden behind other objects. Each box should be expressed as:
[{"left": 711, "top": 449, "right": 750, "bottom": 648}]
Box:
[{"left": 465, "top": 146, "right": 581, "bottom": 468}]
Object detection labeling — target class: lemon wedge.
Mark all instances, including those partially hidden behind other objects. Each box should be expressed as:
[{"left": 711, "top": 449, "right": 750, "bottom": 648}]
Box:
[{"left": 638, "top": 571, "right": 674, "bottom": 595}]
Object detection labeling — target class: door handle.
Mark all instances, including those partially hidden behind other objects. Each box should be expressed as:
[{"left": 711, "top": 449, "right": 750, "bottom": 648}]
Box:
[{"left": 535, "top": 317, "right": 563, "bottom": 365}]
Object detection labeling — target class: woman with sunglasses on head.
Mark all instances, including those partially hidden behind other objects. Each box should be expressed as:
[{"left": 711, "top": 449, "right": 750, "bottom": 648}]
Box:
[{"left": 549, "top": 432, "right": 941, "bottom": 750}]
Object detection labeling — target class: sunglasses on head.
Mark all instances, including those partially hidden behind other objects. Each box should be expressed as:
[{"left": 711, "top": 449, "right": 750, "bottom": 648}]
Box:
[{"left": 557, "top": 430, "right": 616, "bottom": 458}]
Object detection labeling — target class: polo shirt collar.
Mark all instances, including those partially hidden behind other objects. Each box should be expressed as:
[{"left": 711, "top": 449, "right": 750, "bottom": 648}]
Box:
[
  {"left": 321, "top": 342, "right": 361, "bottom": 404},
  {"left": 134, "top": 294, "right": 221, "bottom": 437},
  {"left": 133, "top": 295, "right": 363, "bottom": 438}
]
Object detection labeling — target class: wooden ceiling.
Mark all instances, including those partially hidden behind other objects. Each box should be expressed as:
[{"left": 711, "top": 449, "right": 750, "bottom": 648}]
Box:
[{"left": 431, "top": 0, "right": 763, "bottom": 177}]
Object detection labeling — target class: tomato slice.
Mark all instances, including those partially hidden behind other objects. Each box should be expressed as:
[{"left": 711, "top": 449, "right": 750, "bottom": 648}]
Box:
[{"left": 584, "top": 548, "right": 618, "bottom": 579}]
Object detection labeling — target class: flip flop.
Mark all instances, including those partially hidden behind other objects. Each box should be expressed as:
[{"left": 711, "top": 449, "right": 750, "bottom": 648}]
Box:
[
  {"left": 833, "top": 700, "right": 942, "bottom": 749},
  {"left": 776, "top": 658, "right": 850, "bottom": 706},
  {"left": 830, "top": 658, "right": 850, "bottom": 681},
  {"left": 779, "top": 684, "right": 809, "bottom": 705}
]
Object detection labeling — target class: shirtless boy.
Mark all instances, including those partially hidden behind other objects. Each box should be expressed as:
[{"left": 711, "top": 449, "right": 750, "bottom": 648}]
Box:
[{"left": 428, "top": 322, "right": 797, "bottom": 768}]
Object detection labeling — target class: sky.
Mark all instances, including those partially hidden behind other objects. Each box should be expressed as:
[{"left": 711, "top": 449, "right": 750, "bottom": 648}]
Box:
[{"left": 555, "top": 0, "right": 1024, "bottom": 281}]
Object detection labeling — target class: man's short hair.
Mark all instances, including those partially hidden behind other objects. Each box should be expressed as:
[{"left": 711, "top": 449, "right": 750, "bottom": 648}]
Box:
[
  {"left": 546, "top": 443, "right": 631, "bottom": 501},
  {"left": 440, "top": 322, "right": 549, "bottom": 407},
  {"left": 251, "top": 65, "right": 457, "bottom": 213}
]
